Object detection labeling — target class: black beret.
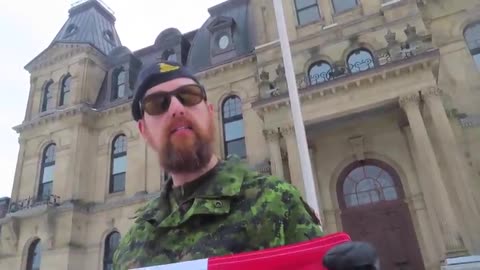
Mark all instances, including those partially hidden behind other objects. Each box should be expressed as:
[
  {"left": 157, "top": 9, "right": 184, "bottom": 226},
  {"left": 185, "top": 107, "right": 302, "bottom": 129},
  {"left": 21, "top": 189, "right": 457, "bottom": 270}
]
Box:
[{"left": 131, "top": 61, "right": 200, "bottom": 121}]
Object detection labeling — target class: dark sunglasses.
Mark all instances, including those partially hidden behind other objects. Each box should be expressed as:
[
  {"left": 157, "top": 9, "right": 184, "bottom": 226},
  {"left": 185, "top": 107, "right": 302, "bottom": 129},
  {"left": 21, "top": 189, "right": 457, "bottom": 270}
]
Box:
[{"left": 141, "top": 84, "right": 207, "bottom": 116}]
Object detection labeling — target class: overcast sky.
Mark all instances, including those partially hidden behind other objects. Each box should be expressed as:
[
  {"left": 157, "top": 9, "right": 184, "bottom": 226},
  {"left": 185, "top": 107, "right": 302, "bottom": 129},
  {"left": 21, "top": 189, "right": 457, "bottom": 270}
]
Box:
[{"left": 0, "top": 0, "right": 226, "bottom": 198}]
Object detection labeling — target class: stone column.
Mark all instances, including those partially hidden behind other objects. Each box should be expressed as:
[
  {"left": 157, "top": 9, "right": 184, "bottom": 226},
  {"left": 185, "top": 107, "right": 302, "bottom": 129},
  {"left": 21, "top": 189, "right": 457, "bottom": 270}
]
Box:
[
  {"left": 401, "top": 124, "right": 444, "bottom": 268},
  {"left": 423, "top": 87, "right": 480, "bottom": 253},
  {"left": 281, "top": 125, "right": 306, "bottom": 197},
  {"left": 399, "top": 93, "right": 467, "bottom": 256},
  {"left": 263, "top": 129, "right": 285, "bottom": 179}
]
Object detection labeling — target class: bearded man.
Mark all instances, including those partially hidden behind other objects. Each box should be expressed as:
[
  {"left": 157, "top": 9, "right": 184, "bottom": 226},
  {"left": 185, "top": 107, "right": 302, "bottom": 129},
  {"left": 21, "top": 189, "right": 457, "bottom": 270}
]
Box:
[{"left": 112, "top": 61, "right": 324, "bottom": 269}]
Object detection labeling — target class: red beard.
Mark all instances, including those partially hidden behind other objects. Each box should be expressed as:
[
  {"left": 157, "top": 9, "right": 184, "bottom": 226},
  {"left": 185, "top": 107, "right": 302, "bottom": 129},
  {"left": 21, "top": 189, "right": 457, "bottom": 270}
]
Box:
[{"left": 159, "top": 115, "right": 214, "bottom": 174}]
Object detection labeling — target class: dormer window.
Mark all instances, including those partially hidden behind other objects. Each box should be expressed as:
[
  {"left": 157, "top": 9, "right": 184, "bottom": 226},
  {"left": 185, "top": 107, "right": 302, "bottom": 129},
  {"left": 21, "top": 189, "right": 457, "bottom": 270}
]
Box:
[
  {"left": 111, "top": 67, "right": 127, "bottom": 100},
  {"left": 104, "top": 30, "right": 114, "bottom": 43},
  {"left": 64, "top": 24, "right": 77, "bottom": 37},
  {"left": 208, "top": 16, "right": 236, "bottom": 56}
]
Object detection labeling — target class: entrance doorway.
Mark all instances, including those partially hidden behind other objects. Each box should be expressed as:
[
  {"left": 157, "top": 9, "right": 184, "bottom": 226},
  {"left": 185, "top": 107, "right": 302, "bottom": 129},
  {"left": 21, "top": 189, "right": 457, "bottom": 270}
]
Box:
[{"left": 337, "top": 159, "right": 425, "bottom": 270}]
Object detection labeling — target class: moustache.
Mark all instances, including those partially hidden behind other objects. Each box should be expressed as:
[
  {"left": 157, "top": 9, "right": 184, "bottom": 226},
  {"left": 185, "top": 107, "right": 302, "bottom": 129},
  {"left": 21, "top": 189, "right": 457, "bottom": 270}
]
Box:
[{"left": 165, "top": 116, "right": 200, "bottom": 136}]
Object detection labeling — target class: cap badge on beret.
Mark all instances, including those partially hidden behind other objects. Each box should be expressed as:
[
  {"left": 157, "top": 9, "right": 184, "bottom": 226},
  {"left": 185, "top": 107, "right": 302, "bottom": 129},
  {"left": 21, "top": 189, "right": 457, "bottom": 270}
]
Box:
[{"left": 159, "top": 63, "right": 180, "bottom": 73}]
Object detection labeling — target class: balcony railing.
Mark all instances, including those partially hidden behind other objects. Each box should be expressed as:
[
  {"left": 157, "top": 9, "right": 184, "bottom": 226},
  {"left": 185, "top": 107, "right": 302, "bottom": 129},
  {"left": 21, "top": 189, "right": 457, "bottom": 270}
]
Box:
[
  {"left": 258, "top": 25, "right": 434, "bottom": 99},
  {"left": 7, "top": 194, "right": 61, "bottom": 214}
]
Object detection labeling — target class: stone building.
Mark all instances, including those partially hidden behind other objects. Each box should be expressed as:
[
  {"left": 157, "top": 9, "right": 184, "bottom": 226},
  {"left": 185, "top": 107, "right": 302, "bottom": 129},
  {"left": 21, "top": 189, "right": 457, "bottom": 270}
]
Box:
[{"left": 1, "top": 0, "right": 479, "bottom": 269}]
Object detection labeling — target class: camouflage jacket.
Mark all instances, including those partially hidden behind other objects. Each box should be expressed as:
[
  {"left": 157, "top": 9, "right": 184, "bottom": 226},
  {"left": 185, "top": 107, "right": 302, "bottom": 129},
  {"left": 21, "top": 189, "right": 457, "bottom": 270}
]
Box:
[{"left": 113, "top": 157, "right": 323, "bottom": 270}]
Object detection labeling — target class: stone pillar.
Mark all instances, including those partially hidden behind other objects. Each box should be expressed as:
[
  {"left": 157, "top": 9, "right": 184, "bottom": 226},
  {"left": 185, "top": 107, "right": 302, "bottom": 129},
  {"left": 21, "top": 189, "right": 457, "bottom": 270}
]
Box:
[
  {"left": 281, "top": 125, "right": 306, "bottom": 197},
  {"left": 263, "top": 129, "right": 285, "bottom": 179},
  {"left": 401, "top": 124, "right": 444, "bottom": 269},
  {"left": 423, "top": 87, "right": 480, "bottom": 253},
  {"left": 399, "top": 93, "right": 467, "bottom": 257}
]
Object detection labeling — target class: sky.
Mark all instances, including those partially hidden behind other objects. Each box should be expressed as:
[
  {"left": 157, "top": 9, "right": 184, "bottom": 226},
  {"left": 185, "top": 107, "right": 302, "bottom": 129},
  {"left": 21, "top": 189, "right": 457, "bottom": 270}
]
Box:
[{"left": 0, "top": 0, "right": 226, "bottom": 198}]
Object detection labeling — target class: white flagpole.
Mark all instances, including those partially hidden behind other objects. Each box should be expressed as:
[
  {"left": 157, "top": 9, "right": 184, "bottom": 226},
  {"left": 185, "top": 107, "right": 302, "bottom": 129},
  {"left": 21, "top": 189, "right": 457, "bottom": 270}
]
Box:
[{"left": 272, "top": 0, "right": 322, "bottom": 218}]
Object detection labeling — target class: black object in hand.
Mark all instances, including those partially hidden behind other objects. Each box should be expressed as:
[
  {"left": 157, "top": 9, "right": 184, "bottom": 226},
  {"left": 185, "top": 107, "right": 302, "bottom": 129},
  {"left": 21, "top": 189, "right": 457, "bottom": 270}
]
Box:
[{"left": 323, "top": 242, "right": 380, "bottom": 270}]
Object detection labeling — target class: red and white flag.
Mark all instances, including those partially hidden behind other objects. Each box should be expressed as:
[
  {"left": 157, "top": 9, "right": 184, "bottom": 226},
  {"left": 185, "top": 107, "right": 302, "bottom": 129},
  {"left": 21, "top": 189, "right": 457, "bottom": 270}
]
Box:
[{"left": 133, "top": 232, "right": 351, "bottom": 270}]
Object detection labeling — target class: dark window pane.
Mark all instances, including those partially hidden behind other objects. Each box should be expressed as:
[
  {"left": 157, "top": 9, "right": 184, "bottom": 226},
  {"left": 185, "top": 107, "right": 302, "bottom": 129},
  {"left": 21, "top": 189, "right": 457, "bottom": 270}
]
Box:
[
  {"left": 117, "top": 70, "right": 126, "bottom": 84},
  {"left": 370, "top": 190, "right": 380, "bottom": 203},
  {"left": 104, "top": 232, "right": 121, "bottom": 270},
  {"left": 309, "top": 62, "right": 331, "bottom": 85},
  {"left": 39, "top": 182, "right": 53, "bottom": 200},
  {"left": 364, "top": 165, "right": 381, "bottom": 178},
  {"left": 113, "top": 135, "right": 127, "bottom": 154},
  {"left": 332, "top": 0, "right": 357, "bottom": 13},
  {"left": 348, "top": 49, "right": 375, "bottom": 73},
  {"left": 225, "top": 120, "right": 244, "bottom": 141},
  {"left": 298, "top": 6, "right": 320, "bottom": 25},
  {"left": 226, "top": 139, "right": 246, "bottom": 158},
  {"left": 295, "top": 0, "right": 316, "bottom": 9},
  {"left": 348, "top": 167, "right": 364, "bottom": 181},
  {"left": 42, "top": 165, "right": 55, "bottom": 183},
  {"left": 343, "top": 178, "right": 356, "bottom": 194},
  {"left": 357, "top": 191, "right": 371, "bottom": 205},
  {"left": 42, "top": 82, "right": 54, "bottom": 111},
  {"left": 60, "top": 76, "right": 71, "bottom": 106},
  {"left": 474, "top": 53, "right": 480, "bottom": 69},
  {"left": 383, "top": 187, "right": 398, "bottom": 200},
  {"left": 378, "top": 173, "right": 394, "bottom": 187},
  {"left": 344, "top": 194, "right": 358, "bottom": 207},
  {"left": 117, "top": 85, "right": 126, "bottom": 98},
  {"left": 112, "top": 173, "right": 125, "bottom": 193},
  {"left": 223, "top": 97, "right": 242, "bottom": 118},
  {"left": 465, "top": 23, "right": 480, "bottom": 51},
  {"left": 27, "top": 240, "right": 42, "bottom": 270},
  {"left": 357, "top": 178, "right": 375, "bottom": 192},
  {"left": 45, "top": 145, "right": 56, "bottom": 162}
]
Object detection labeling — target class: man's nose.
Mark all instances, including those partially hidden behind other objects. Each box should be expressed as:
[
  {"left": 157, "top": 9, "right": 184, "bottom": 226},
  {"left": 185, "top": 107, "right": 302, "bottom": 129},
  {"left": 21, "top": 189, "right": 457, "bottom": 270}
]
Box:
[{"left": 168, "top": 96, "right": 185, "bottom": 118}]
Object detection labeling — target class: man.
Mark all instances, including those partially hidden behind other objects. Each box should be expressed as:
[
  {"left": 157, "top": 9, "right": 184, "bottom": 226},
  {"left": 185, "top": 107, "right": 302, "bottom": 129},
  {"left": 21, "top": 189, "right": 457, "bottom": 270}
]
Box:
[{"left": 112, "top": 61, "right": 324, "bottom": 269}]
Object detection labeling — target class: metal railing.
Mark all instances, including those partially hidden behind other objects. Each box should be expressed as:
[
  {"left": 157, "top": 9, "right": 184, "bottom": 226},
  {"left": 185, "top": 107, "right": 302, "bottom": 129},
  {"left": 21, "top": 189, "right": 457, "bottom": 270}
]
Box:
[{"left": 8, "top": 194, "right": 61, "bottom": 214}]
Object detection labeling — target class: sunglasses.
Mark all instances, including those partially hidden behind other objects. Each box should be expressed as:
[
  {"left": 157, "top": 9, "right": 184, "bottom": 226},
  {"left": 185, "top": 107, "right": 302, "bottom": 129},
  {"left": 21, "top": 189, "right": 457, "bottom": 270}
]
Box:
[{"left": 141, "top": 84, "right": 207, "bottom": 116}]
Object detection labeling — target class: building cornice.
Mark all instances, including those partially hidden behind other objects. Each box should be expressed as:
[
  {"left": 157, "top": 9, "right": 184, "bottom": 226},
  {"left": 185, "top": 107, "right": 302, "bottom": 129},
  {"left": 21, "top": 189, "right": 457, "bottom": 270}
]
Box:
[{"left": 195, "top": 54, "right": 256, "bottom": 80}]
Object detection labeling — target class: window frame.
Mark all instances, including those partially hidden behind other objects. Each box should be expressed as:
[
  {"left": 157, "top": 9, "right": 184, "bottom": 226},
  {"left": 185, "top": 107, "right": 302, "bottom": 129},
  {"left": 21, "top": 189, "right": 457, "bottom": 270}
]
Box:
[
  {"left": 464, "top": 21, "right": 480, "bottom": 70},
  {"left": 41, "top": 80, "right": 54, "bottom": 112},
  {"left": 294, "top": 0, "right": 321, "bottom": 26},
  {"left": 38, "top": 144, "right": 56, "bottom": 201},
  {"left": 26, "top": 239, "right": 41, "bottom": 270},
  {"left": 103, "top": 232, "right": 120, "bottom": 270},
  {"left": 346, "top": 48, "right": 376, "bottom": 74},
  {"left": 331, "top": 0, "right": 359, "bottom": 14},
  {"left": 221, "top": 96, "right": 246, "bottom": 159},
  {"left": 111, "top": 67, "right": 127, "bottom": 101},
  {"left": 59, "top": 74, "right": 71, "bottom": 106},
  {"left": 308, "top": 60, "right": 333, "bottom": 85},
  {"left": 109, "top": 135, "right": 127, "bottom": 194}
]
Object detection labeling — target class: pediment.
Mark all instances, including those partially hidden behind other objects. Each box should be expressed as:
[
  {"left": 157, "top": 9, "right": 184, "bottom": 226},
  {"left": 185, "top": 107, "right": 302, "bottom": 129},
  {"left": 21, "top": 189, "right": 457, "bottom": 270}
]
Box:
[{"left": 207, "top": 16, "right": 235, "bottom": 32}]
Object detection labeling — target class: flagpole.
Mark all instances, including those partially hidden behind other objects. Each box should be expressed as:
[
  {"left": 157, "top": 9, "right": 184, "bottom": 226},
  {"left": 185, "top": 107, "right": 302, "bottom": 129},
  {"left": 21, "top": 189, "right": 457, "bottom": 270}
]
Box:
[{"left": 272, "top": 0, "right": 322, "bottom": 218}]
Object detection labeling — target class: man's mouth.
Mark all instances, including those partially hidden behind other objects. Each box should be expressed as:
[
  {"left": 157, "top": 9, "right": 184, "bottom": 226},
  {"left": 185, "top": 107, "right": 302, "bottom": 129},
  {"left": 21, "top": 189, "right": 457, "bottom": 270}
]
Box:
[{"left": 170, "top": 126, "right": 193, "bottom": 135}]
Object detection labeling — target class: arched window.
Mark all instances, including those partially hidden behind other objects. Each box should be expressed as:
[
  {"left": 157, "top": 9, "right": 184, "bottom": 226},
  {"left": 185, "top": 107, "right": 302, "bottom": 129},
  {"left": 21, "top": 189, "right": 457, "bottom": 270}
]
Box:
[
  {"left": 38, "top": 144, "right": 55, "bottom": 201},
  {"left": 41, "top": 81, "right": 54, "bottom": 112},
  {"left": 26, "top": 239, "right": 42, "bottom": 270},
  {"left": 103, "top": 232, "right": 120, "bottom": 270},
  {"left": 110, "top": 135, "right": 127, "bottom": 193},
  {"left": 341, "top": 161, "right": 399, "bottom": 208},
  {"left": 347, "top": 48, "right": 375, "bottom": 74},
  {"left": 59, "top": 74, "right": 71, "bottom": 106},
  {"left": 464, "top": 22, "right": 480, "bottom": 69},
  {"left": 308, "top": 61, "right": 332, "bottom": 85},
  {"left": 111, "top": 67, "right": 126, "bottom": 100},
  {"left": 222, "top": 96, "right": 246, "bottom": 158},
  {"left": 332, "top": 0, "right": 358, "bottom": 14}
]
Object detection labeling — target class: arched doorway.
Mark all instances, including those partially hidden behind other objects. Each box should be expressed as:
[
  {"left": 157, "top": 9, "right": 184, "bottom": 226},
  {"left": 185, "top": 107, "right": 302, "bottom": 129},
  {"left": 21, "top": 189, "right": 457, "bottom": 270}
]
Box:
[{"left": 337, "top": 159, "right": 425, "bottom": 270}]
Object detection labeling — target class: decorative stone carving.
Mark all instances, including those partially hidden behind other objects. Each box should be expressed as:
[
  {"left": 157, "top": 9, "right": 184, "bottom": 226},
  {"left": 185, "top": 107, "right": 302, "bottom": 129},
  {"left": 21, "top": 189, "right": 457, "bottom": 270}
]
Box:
[
  {"left": 348, "top": 135, "right": 366, "bottom": 161},
  {"left": 273, "top": 64, "right": 287, "bottom": 95},
  {"left": 280, "top": 125, "right": 295, "bottom": 137},
  {"left": 385, "top": 29, "right": 397, "bottom": 46},
  {"left": 399, "top": 92, "right": 421, "bottom": 109},
  {"left": 258, "top": 70, "right": 279, "bottom": 99},
  {"left": 263, "top": 129, "right": 280, "bottom": 142}
]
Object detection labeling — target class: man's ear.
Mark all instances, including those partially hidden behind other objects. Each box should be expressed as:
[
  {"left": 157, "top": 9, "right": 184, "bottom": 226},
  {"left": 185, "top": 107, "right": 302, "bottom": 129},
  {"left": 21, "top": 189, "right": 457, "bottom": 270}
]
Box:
[
  {"left": 138, "top": 120, "right": 148, "bottom": 141},
  {"left": 207, "top": 102, "right": 214, "bottom": 113}
]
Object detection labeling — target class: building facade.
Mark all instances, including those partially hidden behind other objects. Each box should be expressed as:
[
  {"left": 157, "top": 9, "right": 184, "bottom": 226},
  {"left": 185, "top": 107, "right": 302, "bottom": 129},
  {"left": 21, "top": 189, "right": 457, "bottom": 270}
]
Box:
[{"left": 1, "top": 0, "right": 479, "bottom": 269}]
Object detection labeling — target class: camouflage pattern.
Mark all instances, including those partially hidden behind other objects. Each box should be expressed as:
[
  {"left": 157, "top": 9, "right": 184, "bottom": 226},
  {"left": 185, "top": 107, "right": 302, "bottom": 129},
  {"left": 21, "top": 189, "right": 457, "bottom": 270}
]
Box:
[{"left": 113, "top": 156, "right": 323, "bottom": 270}]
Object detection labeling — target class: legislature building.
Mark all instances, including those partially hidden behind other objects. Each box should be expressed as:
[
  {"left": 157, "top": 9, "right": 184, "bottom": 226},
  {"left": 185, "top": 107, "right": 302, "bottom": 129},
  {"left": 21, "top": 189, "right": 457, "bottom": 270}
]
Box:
[{"left": 1, "top": 0, "right": 480, "bottom": 269}]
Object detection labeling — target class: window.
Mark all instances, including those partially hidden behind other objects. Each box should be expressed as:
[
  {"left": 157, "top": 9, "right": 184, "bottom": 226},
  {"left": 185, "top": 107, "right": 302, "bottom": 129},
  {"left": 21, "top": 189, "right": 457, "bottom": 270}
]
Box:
[
  {"left": 464, "top": 22, "right": 480, "bottom": 70},
  {"left": 342, "top": 163, "right": 399, "bottom": 208},
  {"left": 332, "top": 0, "right": 358, "bottom": 14},
  {"left": 294, "top": 0, "right": 321, "bottom": 25},
  {"left": 308, "top": 61, "right": 332, "bottom": 85},
  {"left": 110, "top": 135, "right": 127, "bottom": 193},
  {"left": 26, "top": 239, "right": 42, "bottom": 270},
  {"left": 59, "top": 74, "right": 71, "bottom": 106},
  {"left": 222, "top": 96, "right": 246, "bottom": 158},
  {"left": 64, "top": 24, "right": 77, "bottom": 37},
  {"left": 112, "top": 67, "right": 126, "bottom": 100},
  {"left": 41, "top": 81, "right": 54, "bottom": 112},
  {"left": 347, "top": 48, "right": 375, "bottom": 74},
  {"left": 104, "top": 30, "right": 114, "bottom": 42},
  {"left": 38, "top": 144, "right": 55, "bottom": 201},
  {"left": 103, "top": 232, "right": 120, "bottom": 270}
]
